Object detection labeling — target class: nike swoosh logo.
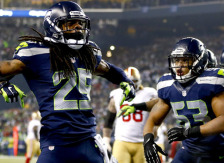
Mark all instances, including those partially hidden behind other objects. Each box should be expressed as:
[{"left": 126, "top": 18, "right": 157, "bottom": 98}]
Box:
[{"left": 8, "top": 87, "right": 14, "bottom": 95}]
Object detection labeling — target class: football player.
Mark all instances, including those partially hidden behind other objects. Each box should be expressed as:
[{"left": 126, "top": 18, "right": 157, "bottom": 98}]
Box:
[
  {"left": 103, "top": 66, "right": 158, "bottom": 163},
  {"left": 0, "top": 1, "right": 135, "bottom": 163},
  {"left": 142, "top": 37, "right": 224, "bottom": 163},
  {"left": 207, "top": 49, "right": 217, "bottom": 68},
  {"left": 25, "top": 111, "right": 41, "bottom": 163},
  {"left": 220, "top": 49, "right": 224, "bottom": 68}
]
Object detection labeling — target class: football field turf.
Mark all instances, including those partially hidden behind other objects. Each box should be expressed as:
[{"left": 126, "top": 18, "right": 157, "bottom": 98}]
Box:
[{"left": 0, "top": 156, "right": 38, "bottom": 163}]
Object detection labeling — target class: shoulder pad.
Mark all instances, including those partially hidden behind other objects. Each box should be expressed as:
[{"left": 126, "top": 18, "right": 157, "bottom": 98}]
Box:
[
  {"left": 158, "top": 73, "right": 173, "bottom": 83},
  {"left": 87, "top": 41, "right": 101, "bottom": 50},
  {"left": 14, "top": 41, "right": 42, "bottom": 54},
  {"left": 157, "top": 73, "right": 174, "bottom": 91},
  {"left": 218, "top": 68, "right": 224, "bottom": 76},
  {"left": 15, "top": 42, "right": 29, "bottom": 53},
  {"left": 202, "top": 68, "right": 224, "bottom": 77},
  {"left": 87, "top": 41, "right": 102, "bottom": 57}
]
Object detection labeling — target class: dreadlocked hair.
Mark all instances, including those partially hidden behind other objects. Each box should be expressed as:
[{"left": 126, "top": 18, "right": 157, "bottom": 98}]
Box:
[{"left": 19, "top": 28, "right": 97, "bottom": 79}]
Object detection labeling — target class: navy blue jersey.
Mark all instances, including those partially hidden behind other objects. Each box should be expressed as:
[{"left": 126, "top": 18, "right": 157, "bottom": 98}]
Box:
[
  {"left": 13, "top": 41, "right": 102, "bottom": 149},
  {"left": 157, "top": 68, "right": 224, "bottom": 156}
]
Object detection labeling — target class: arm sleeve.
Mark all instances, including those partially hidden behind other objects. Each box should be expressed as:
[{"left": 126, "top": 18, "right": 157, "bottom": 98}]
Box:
[
  {"left": 104, "top": 110, "right": 116, "bottom": 129},
  {"left": 100, "top": 61, "right": 133, "bottom": 85}
]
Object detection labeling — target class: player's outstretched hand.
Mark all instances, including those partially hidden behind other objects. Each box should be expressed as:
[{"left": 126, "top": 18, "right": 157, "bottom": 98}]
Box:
[
  {"left": 144, "top": 133, "right": 167, "bottom": 163},
  {"left": 117, "top": 105, "right": 136, "bottom": 118},
  {"left": 120, "top": 82, "right": 135, "bottom": 106},
  {"left": 0, "top": 81, "right": 26, "bottom": 108},
  {"left": 168, "top": 126, "right": 201, "bottom": 144}
]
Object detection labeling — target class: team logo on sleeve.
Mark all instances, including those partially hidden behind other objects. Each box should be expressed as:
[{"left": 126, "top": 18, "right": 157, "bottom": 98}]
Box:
[
  {"left": 15, "top": 42, "right": 28, "bottom": 53},
  {"left": 218, "top": 69, "right": 224, "bottom": 76}
]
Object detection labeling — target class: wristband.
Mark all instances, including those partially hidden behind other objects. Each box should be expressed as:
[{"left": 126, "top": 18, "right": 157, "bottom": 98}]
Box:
[
  {"left": 144, "top": 133, "right": 154, "bottom": 145},
  {"left": 104, "top": 110, "right": 116, "bottom": 129},
  {"left": 132, "top": 102, "right": 147, "bottom": 111},
  {"left": 184, "top": 126, "right": 201, "bottom": 137},
  {"left": 0, "top": 81, "right": 9, "bottom": 89}
]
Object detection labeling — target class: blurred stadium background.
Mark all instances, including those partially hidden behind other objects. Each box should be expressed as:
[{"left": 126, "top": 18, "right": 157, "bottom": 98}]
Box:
[{"left": 0, "top": 0, "right": 224, "bottom": 162}]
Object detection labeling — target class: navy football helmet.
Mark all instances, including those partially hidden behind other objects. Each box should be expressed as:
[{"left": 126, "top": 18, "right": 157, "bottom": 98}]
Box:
[
  {"left": 220, "top": 49, "right": 224, "bottom": 68},
  {"left": 43, "top": 1, "right": 90, "bottom": 49},
  {"left": 207, "top": 49, "right": 217, "bottom": 68},
  {"left": 168, "top": 37, "right": 208, "bottom": 83}
]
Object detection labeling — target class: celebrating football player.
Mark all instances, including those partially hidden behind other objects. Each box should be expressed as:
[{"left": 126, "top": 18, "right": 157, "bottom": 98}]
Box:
[
  {"left": 0, "top": 1, "right": 135, "bottom": 163},
  {"left": 143, "top": 37, "right": 224, "bottom": 163}
]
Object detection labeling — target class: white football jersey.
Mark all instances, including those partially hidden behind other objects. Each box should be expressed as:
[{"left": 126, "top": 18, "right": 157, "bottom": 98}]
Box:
[
  {"left": 110, "top": 87, "right": 157, "bottom": 142},
  {"left": 27, "top": 119, "right": 41, "bottom": 140},
  {"left": 155, "top": 123, "right": 167, "bottom": 145}
]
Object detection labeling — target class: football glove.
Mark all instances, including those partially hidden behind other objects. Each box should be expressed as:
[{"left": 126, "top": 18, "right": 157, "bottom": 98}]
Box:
[
  {"left": 120, "top": 82, "right": 135, "bottom": 106},
  {"left": 117, "top": 105, "right": 136, "bottom": 118},
  {"left": 144, "top": 133, "right": 167, "bottom": 163},
  {"left": 103, "top": 137, "right": 112, "bottom": 153},
  {"left": 0, "top": 81, "right": 26, "bottom": 108},
  {"left": 167, "top": 126, "right": 201, "bottom": 144}
]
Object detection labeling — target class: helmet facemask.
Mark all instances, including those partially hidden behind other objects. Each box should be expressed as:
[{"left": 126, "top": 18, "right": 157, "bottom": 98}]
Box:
[
  {"left": 57, "top": 17, "right": 90, "bottom": 49},
  {"left": 169, "top": 54, "right": 196, "bottom": 83}
]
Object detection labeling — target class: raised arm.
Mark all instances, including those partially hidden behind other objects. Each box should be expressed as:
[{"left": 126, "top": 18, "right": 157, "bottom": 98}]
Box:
[{"left": 94, "top": 59, "right": 135, "bottom": 105}]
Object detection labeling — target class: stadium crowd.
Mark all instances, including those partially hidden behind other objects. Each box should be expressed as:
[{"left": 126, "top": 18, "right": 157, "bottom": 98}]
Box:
[
  {"left": 0, "top": 4, "right": 224, "bottom": 162},
  {"left": 2, "top": 0, "right": 221, "bottom": 9}
]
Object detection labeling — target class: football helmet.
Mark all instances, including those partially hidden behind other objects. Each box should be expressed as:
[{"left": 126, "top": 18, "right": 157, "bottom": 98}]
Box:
[
  {"left": 124, "top": 67, "right": 142, "bottom": 90},
  {"left": 207, "top": 49, "right": 217, "bottom": 68},
  {"left": 220, "top": 49, "right": 224, "bottom": 68},
  {"left": 32, "top": 111, "right": 41, "bottom": 120},
  {"left": 168, "top": 37, "right": 208, "bottom": 83},
  {"left": 43, "top": 1, "right": 90, "bottom": 49}
]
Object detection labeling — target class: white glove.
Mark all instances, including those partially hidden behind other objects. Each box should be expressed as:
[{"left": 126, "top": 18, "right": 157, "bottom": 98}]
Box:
[
  {"left": 103, "top": 137, "right": 112, "bottom": 152},
  {"left": 110, "top": 155, "right": 118, "bottom": 163},
  {"left": 94, "top": 134, "right": 110, "bottom": 163}
]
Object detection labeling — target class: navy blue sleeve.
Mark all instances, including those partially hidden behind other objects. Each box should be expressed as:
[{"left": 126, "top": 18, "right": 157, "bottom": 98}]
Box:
[{"left": 100, "top": 61, "right": 133, "bottom": 85}]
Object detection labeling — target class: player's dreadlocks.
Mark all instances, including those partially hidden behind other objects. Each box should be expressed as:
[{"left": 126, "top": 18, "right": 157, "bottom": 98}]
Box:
[{"left": 19, "top": 28, "right": 97, "bottom": 79}]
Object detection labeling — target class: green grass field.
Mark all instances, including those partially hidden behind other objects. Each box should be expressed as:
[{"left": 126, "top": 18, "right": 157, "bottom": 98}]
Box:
[{"left": 0, "top": 156, "right": 38, "bottom": 163}]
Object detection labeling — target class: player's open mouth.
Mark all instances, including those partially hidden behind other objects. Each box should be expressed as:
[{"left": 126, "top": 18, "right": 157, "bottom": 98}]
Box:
[{"left": 176, "top": 69, "right": 184, "bottom": 76}]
